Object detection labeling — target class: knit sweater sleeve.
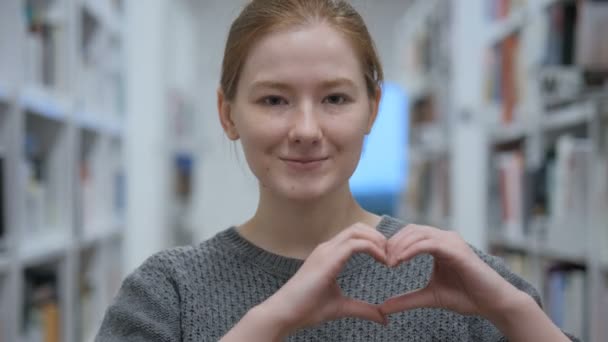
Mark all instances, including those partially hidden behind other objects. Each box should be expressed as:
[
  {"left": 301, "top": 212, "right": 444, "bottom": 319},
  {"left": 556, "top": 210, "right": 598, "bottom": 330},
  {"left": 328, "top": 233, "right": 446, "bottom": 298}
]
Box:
[
  {"left": 95, "top": 252, "right": 182, "bottom": 342},
  {"left": 467, "top": 246, "right": 580, "bottom": 342}
]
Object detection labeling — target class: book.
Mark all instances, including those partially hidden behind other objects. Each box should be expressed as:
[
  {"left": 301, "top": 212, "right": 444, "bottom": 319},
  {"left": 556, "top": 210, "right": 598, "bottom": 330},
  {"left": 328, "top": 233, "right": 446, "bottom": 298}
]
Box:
[
  {"left": 544, "top": 1, "right": 578, "bottom": 66},
  {"left": 490, "top": 150, "right": 525, "bottom": 240},
  {"left": 545, "top": 267, "right": 586, "bottom": 339},
  {"left": 22, "top": 265, "right": 61, "bottom": 342},
  {"left": 0, "top": 153, "right": 5, "bottom": 245},
  {"left": 484, "top": 33, "right": 523, "bottom": 125},
  {"left": 546, "top": 136, "right": 590, "bottom": 253},
  {"left": 78, "top": 248, "right": 99, "bottom": 341},
  {"left": 404, "top": 156, "right": 450, "bottom": 226},
  {"left": 576, "top": 1, "right": 608, "bottom": 70},
  {"left": 486, "top": 0, "right": 529, "bottom": 22},
  {"left": 23, "top": 0, "right": 67, "bottom": 90}
]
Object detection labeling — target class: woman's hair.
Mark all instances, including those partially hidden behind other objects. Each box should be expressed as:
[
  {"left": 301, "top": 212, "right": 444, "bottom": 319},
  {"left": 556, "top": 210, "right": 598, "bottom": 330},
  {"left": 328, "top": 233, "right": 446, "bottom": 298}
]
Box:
[{"left": 220, "top": 0, "right": 384, "bottom": 101}]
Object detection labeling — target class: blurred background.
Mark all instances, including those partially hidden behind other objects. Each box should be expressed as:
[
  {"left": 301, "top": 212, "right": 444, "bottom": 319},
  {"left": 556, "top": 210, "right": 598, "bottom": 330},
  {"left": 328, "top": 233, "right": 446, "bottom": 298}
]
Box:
[{"left": 0, "top": 0, "right": 607, "bottom": 341}]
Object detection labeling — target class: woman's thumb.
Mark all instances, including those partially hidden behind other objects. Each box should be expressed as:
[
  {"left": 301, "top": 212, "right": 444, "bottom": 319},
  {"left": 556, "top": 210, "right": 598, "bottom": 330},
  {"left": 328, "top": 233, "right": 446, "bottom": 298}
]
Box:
[
  {"left": 380, "top": 287, "right": 436, "bottom": 315},
  {"left": 338, "top": 297, "right": 387, "bottom": 325}
]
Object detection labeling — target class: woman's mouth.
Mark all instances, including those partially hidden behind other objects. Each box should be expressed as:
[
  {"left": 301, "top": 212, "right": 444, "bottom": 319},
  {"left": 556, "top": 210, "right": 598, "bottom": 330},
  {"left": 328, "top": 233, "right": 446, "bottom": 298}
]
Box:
[{"left": 281, "top": 157, "right": 329, "bottom": 171}]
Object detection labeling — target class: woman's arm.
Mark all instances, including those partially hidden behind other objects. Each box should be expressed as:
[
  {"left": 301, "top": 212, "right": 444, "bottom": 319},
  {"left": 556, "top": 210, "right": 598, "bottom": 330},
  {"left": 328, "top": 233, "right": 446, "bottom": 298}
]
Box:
[
  {"left": 219, "top": 303, "right": 292, "bottom": 342},
  {"left": 488, "top": 291, "right": 570, "bottom": 342},
  {"left": 380, "top": 224, "right": 573, "bottom": 342},
  {"left": 95, "top": 253, "right": 181, "bottom": 342}
]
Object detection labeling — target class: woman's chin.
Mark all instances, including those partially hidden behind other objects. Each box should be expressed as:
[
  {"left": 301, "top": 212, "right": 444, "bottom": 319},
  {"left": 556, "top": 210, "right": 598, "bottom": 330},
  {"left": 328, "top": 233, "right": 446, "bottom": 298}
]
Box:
[{"left": 274, "top": 183, "right": 334, "bottom": 202}]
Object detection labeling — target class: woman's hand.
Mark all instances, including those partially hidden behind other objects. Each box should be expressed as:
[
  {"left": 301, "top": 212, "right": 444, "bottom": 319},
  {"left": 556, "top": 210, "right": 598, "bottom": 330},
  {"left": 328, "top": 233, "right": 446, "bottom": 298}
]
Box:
[
  {"left": 380, "top": 224, "right": 571, "bottom": 341},
  {"left": 380, "top": 224, "right": 522, "bottom": 319},
  {"left": 257, "top": 223, "right": 389, "bottom": 334}
]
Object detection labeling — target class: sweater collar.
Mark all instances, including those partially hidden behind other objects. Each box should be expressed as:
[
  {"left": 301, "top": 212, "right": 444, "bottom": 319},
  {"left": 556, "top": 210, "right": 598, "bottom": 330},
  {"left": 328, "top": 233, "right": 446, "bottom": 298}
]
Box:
[{"left": 215, "top": 215, "right": 405, "bottom": 279}]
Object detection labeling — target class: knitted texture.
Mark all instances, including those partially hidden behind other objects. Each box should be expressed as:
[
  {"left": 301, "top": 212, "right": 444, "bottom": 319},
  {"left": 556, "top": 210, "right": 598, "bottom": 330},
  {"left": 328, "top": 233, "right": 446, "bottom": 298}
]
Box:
[{"left": 96, "top": 216, "right": 577, "bottom": 341}]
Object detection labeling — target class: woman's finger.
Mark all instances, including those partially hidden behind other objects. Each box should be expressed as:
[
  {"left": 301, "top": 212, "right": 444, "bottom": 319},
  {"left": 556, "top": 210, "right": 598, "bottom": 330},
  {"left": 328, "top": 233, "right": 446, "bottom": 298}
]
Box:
[
  {"left": 338, "top": 297, "right": 387, "bottom": 325},
  {"left": 334, "top": 238, "right": 387, "bottom": 265},
  {"left": 380, "top": 287, "right": 437, "bottom": 315},
  {"left": 330, "top": 223, "right": 387, "bottom": 253},
  {"left": 387, "top": 230, "right": 430, "bottom": 266},
  {"left": 390, "top": 238, "right": 444, "bottom": 267}
]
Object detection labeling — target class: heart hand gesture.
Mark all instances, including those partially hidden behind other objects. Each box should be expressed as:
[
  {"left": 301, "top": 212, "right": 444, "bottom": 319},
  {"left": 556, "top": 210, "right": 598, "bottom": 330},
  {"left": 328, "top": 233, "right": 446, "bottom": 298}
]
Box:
[
  {"left": 381, "top": 224, "right": 520, "bottom": 318},
  {"left": 229, "top": 223, "right": 569, "bottom": 342},
  {"left": 260, "top": 223, "right": 389, "bottom": 332}
]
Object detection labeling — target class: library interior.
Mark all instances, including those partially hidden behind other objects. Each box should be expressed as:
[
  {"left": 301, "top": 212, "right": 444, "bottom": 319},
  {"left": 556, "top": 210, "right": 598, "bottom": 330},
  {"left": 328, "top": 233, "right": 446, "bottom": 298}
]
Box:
[{"left": 0, "top": 0, "right": 607, "bottom": 341}]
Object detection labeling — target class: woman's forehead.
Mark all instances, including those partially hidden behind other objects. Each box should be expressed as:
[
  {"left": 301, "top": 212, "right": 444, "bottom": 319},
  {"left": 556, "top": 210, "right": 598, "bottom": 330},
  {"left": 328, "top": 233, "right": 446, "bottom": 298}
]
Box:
[{"left": 238, "top": 23, "right": 366, "bottom": 88}]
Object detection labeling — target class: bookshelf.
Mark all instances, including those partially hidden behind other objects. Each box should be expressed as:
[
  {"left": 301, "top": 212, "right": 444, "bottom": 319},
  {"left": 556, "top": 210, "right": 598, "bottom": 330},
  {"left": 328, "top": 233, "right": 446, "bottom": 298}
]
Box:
[
  {"left": 0, "top": 0, "right": 126, "bottom": 341},
  {"left": 396, "top": 0, "right": 453, "bottom": 230},
  {"left": 397, "top": 0, "right": 608, "bottom": 341}
]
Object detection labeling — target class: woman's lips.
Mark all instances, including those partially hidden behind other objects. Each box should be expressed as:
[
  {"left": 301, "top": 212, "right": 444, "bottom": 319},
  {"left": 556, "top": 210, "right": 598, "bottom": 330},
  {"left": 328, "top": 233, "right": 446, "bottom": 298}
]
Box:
[{"left": 281, "top": 157, "right": 329, "bottom": 171}]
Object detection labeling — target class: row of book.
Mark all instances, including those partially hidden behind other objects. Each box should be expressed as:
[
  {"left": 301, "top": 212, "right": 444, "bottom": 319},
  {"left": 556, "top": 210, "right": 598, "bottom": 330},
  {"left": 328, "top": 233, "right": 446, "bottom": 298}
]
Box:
[
  {"left": 488, "top": 134, "right": 602, "bottom": 254},
  {"left": 79, "top": 5, "right": 124, "bottom": 117},
  {"left": 23, "top": 0, "right": 68, "bottom": 90},
  {"left": 544, "top": 0, "right": 577, "bottom": 66},
  {"left": 543, "top": 0, "right": 608, "bottom": 69},
  {"left": 492, "top": 251, "right": 587, "bottom": 339},
  {"left": 22, "top": 0, "right": 125, "bottom": 117},
  {"left": 23, "top": 128, "right": 125, "bottom": 238},
  {"left": 19, "top": 241, "right": 124, "bottom": 342},
  {"left": 484, "top": 33, "right": 524, "bottom": 125},
  {"left": 545, "top": 266, "right": 586, "bottom": 339},
  {"left": 402, "top": 1, "right": 451, "bottom": 95},
  {"left": 80, "top": 147, "right": 126, "bottom": 237},
  {"left": 23, "top": 131, "right": 60, "bottom": 235},
  {"left": 484, "top": 0, "right": 608, "bottom": 126},
  {"left": 22, "top": 265, "right": 61, "bottom": 342},
  {"left": 403, "top": 156, "right": 451, "bottom": 226}
]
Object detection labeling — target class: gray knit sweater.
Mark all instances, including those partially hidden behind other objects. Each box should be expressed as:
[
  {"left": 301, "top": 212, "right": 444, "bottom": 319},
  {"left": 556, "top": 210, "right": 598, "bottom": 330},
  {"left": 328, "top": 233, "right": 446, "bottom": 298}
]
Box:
[{"left": 96, "top": 216, "right": 577, "bottom": 341}]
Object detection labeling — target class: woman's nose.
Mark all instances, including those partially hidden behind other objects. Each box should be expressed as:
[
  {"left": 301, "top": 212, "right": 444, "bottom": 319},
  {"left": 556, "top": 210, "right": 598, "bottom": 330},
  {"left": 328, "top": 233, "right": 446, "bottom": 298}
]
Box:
[{"left": 288, "top": 103, "right": 322, "bottom": 145}]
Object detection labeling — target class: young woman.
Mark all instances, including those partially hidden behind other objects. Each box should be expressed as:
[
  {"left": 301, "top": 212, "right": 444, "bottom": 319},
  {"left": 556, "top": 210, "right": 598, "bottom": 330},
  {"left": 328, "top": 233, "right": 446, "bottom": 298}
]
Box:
[{"left": 97, "top": 0, "right": 577, "bottom": 341}]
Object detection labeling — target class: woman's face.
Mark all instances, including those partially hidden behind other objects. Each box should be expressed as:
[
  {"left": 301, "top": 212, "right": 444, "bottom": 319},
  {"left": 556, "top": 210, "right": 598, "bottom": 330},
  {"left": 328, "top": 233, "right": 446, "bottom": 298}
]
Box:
[{"left": 219, "top": 23, "right": 380, "bottom": 202}]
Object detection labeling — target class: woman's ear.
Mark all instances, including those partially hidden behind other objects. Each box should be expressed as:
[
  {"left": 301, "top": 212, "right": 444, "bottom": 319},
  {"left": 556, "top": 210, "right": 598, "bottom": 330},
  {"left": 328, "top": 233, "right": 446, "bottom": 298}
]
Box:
[
  {"left": 365, "top": 86, "right": 382, "bottom": 135},
  {"left": 217, "top": 88, "right": 240, "bottom": 140}
]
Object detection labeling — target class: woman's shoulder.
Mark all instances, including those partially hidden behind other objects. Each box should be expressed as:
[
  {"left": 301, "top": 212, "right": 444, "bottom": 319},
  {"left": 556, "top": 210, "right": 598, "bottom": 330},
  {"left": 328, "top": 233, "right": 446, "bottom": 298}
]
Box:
[
  {"left": 383, "top": 216, "right": 540, "bottom": 294},
  {"left": 131, "top": 227, "right": 235, "bottom": 281}
]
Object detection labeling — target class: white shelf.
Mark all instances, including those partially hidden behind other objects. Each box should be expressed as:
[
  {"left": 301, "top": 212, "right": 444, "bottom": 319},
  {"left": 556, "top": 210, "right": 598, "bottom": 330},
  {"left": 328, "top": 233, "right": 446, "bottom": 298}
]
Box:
[
  {"left": 76, "top": 112, "right": 106, "bottom": 134},
  {"left": 485, "top": 7, "right": 527, "bottom": 45},
  {"left": 489, "top": 233, "right": 588, "bottom": 265},
  {"left": 75, "top": 112, "right": 124, "bottom": 138},
  {"left": 542, "top": 102, "right": 595, "bottom": 131},
  {"left": 490, "top": 122, "right": 529, "bottom": 145},
  {"left": 19, "top": 85, "right": 72, "bottom": 122},
  {"left": 404, "top": 0, "right": 608, "bottom": 340},
  {"left": 81, "top": 223, "right": 122, "bottom": 247},
  {"left": 18, "top": 230, "right": 72, "bottom": 265},
  {"left": 0, "top": 0, "right": 128, "bottom": 340}
]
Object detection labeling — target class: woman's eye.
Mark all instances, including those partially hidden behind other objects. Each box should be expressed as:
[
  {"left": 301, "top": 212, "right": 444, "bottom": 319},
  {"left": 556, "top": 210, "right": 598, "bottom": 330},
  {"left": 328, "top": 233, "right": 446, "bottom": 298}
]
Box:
[
  {"left": 261, "top": 96, "right": 287, "bottom": 106},
  {"left": 324, "top": 94, "right": 348, "bottom": 105}
]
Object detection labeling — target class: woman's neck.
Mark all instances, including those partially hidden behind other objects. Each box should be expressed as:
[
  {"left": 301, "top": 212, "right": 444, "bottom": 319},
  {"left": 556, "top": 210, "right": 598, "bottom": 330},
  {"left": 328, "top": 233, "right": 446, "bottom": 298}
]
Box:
[{"left": 237, "top": 185, "right": 381, "bottom": 260}]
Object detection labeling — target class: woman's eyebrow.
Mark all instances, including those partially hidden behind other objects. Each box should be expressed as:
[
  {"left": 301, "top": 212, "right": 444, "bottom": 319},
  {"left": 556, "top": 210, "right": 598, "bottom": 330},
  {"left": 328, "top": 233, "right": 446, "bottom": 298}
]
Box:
[
  {"left": 319, "top": 78, "right": 357, "bottom": 89},
  {"left": 250, "top": 80, "right": 292, "bottom": 91},
  {"left": 249, "top": 78, "right": 357, "bottom": 91}
]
